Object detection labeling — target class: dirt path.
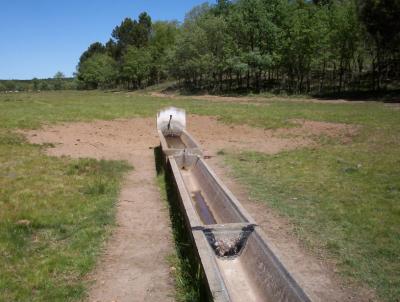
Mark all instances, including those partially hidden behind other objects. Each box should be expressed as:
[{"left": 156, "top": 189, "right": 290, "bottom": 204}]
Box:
[
  {"left": 87, "top": 150, "right": 173, "bottom": 302},
  {"left": 24, "top": 119, "right": 174, "bottom": 302},
  {"left": 23, "top": 116, "right": 365, "bottom": 302}
]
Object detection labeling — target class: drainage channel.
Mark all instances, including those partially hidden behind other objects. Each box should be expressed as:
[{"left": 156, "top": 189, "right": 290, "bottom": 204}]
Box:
[{"left": 157, "top": 107, "right": 311, "bottom": 302}]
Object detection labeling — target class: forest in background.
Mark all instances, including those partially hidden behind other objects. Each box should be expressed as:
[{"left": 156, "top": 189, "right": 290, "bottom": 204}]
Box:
[
  {"left": 3, "top": 0, "right": 399, "bottom": 95},
  {"left": 0, "top": 72, "right": 75, "bottom": 92},
  {"left": 75, "top": 0, "right": 400, "bottom": 94}
]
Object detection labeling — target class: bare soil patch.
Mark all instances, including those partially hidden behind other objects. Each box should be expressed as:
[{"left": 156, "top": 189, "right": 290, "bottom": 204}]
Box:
[
  {"left": 23, "top": 116, "right": 359, "bottom": 302},
  {"left": 187, "top": 115, "right": 357, "bottom": 156}
]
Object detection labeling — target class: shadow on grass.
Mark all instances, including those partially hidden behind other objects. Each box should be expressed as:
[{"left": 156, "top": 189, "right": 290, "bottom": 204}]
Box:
[
  {"left": 154, "top": 146, "right": 209, "bottom": 302},
  {"left": 159, "top": 81, "right": 400, "bottom": 103},
  {"left": 313, "top": 89, "right": 400, "bottom": 103}
]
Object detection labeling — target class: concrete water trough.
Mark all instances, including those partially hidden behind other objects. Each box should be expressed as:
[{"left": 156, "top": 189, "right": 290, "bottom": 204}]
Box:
[{"left": 157, "top": 107, "right": 311, "bottom": 302}]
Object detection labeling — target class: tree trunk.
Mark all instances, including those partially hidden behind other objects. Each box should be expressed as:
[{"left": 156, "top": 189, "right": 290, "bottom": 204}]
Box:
[{"left": 320, "top": 59, "right": 326, "bottom": 93}]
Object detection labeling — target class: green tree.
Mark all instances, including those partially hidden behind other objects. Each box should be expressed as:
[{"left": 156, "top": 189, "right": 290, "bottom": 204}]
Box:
[
  {"left": 214, "top": 0, "right": 233, "bottom": 16},
  {"left": 78, "top": 42, "right": 106, "bottom": 66},
  {"left": 279, "top": 3, "right": 323, "bottom": 92},
  {"left": 53, "top": 72, "right": 65, "bottom": 90},
  {"left": 328, "top": 0, "right": 361, "bottom": 91},
  {"left": 32, "top": 78, "right": 39, "bottom": 91},
  {"left": 75, "top": 0, "right": 399, "bottom": 93},
  {"left": 358, "top": 0, "right": 400, "bottom": 50},
  {"left": 112, "top": 18, "right": 138, "bottom": 50},
  {"left": 184, "top": 14, "right": 232, "bottom": 89},
  {"left": 4, "top": 81, "right": 16, "bottom": 91},
  {"left": 78, "top": 54, "right": 118, "bottom": 89},
  {"left": 39, "top": 81, "right": 50, "bottom": 91},
  {"left": 105, "top": 39, "right": 119, "bottom": 59},
  {"left": 357, "top": 0, "right": 400, "bottom": 89},
  {"left": 170, "top": 17, "right": 207, "bottom": 87},
  {"left": 112, "top": 12, "right": 152, "bottom": 53},
  {"left": 137, "top": 12, "right": 152, "bottom": 47},
  {"left": 149, "top": 21, "right": 179, "bottom": 83},
  {"left": 121, "top": 46, "right": 152, "bottom": 89},
  {"left": 184, "top": 3, "right": 211, "bottom": 23}
]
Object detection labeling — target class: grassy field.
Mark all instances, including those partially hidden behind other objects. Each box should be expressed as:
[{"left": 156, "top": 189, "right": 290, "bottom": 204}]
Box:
[
  {"left": 0, "top": 129, "right": 130, "bottom": 301},
  {"left": 2, "top": 90, "right": 398, "bottom": 130},
  {"left": 0, "top": 91, "right": 399, "bottom": 301},
  {"left": 224, "top": 131, "right": 400, "bottom": 300}
]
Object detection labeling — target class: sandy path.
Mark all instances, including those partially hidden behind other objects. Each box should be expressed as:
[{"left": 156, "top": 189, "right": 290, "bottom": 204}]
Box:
[
  {"left": 23, "top": 116, "right": 365, "bottom": 302},
  {"left": 87, "top": 150, "right": 173, "bottom": 302},
  {"left": 24, "top": 119, "right": 174, "bottom": 302}
]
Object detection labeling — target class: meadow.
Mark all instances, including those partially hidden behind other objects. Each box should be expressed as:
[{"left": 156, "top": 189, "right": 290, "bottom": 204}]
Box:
[{"left": 0, "top": 91, "right": 399, "bottom": 301}]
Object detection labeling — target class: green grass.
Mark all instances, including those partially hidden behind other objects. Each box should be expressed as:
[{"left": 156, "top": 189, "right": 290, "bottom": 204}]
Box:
[
  {"left": 223, "top": 124, "right": 400, "bottom": 301},
  {"left": 1, "top": 90, "right": 399, "bottom": 301},
  {"left": 157, "top": 171, "right": 202, "bottom": 302},
  {"left": 0, "top": 130, "right": 131, "bottom": 301},
  {"left": 1, "top": 91, "right": 398, "bottom": 130}
]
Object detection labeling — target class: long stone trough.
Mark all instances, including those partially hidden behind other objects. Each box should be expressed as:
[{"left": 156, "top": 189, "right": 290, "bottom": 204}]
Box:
[{"left": 157, "top": 107, "right": 311, "bottom": 302}]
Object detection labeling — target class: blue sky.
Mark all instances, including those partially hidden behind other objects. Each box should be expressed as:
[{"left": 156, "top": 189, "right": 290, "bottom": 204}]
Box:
[{"left": 0, "top": 0, "right": 211, "bottom": 80}]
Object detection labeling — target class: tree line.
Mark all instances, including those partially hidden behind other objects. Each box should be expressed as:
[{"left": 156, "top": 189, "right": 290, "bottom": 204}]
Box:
[
  {"left": 76, "top": 12, "right": 178, "bottom": 90},
  {"left": 0, "top": 72, "right": 75, "bottom": 92},
  {"left": 76, "top": 0, "right": 400, "bottom": 94}
]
